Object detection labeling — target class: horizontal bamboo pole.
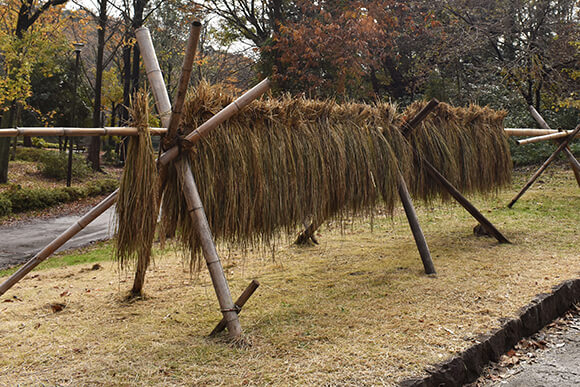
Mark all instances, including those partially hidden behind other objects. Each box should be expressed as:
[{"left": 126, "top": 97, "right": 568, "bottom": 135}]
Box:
[
  {"left": 0, "top": 127, "right": 167, "bottom": 137},
  {"left": 508, "top": 124, "right": 580, "bottom": 208},
  {"left": 0, "top": 190, "right": 118, "bottom": 296},
  {"left": 516, "top": 131, "right": 579, "bottom": 145},
  {"left": 505, "top": 128, "right": 578, "bottom": 138},
  {"left": 158, "top": 78, "right": 271, "bottom": 166}
]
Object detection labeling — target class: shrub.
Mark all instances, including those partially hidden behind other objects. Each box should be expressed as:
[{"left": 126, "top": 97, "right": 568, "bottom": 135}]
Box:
[
  {"left": 31, "top": 137, "right": 48, "bottom": 148},
  {"left": 62, "top": 186, "right": 87, "bottom": 201},
  {"left": 15, "top": 147, "right": 50, "bottom": 162},
  {"left": 86, "top": 178, "right": 118, "bottom": 196},
  {"left": 6, "top": 185, "right": 69, "bottom": 212},
  {"left": 0, "top": 196, "right": 11, "bottom": 217},
  {"left": 39, "top": 152, "right": 92, "bottom": 180}
]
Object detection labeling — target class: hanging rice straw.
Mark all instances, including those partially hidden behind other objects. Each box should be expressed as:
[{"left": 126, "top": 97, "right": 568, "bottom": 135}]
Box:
[{"left": 115, "top": 91, "right": 160, "bottom": 294}]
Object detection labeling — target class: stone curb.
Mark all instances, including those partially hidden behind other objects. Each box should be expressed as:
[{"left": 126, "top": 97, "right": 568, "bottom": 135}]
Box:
[{"left": 400, "top": 278, "right": 580, "bottom": 387}]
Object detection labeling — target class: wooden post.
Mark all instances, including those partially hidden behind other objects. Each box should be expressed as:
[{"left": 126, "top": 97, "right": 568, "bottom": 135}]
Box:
[
  {"left": 210, "top": 279, "right": 260, "bottom": 336},
  {"left": 395, "top": 100, "right": 442, "bottom": 273},
  {"left": 508, "top": 124, "right": 580, "bottom": 208},
  {"left": 0, "top": 190, "right": 118, "bottom": 296},
  {"left": 295, "top": 219, "right": 323, "bottom": 245},
  {"left": 423, "top": 160, "right": 510, "bottom": 243},
  {"left": 296, "top": 99, "right": 439, "bottom": 276},
  {"left": 528, "top": 105, "right": 580, "bottom": 187},
  {"left": 166, "top": 21, "right": 201, "bottom": 139},
  {"left": 397, "top": 174, "right": 436, "bottom": 274},
  {"left": 400, "top": 99, "right": 439, "bottom": 137},
  {"left": 176, "top": 159, "right": 242, "bottom": 337}
]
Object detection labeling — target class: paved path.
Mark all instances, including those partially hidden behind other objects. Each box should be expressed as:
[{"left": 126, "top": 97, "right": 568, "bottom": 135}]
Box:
[
  {"left": 474, "top": 306, "right": 580, "bottom": 387},
  {"left": 0, "top": 207, "right": 115, "bottom": 270}
]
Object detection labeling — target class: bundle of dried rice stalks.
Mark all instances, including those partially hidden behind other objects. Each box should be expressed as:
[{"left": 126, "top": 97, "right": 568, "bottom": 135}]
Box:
[
  {"left": 403, "top": 101, "right": 511, "bottom": 202},
  {"left": 160, "top": 82, "right": 410, "bottom": 268},
  {"left": 115, "top": 91, "right": 160, "bottom": 291}
]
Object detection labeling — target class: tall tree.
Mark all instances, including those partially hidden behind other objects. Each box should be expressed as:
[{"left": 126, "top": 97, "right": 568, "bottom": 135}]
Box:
[
  {"left": 0, "top": 0, "right": 69, "bottom": 183},
  {"left": 441, "top": 0, "right": 579, "bottom": 109}
]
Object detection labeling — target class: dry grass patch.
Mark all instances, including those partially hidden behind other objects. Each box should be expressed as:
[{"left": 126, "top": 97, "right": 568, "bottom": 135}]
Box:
[{"left": 0, "top": 167, "right": 578, "bottom": 386}]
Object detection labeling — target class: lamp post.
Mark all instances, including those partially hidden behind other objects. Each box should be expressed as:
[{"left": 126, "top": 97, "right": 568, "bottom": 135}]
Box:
[{"left": 67, "top": 42, "right": 84, "bottom": 187}]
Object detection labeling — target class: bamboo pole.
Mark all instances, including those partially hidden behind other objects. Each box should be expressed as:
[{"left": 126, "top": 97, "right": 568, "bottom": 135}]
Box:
[
  {"left": 137, "top": 24, "right": 244, "bottom": 337},
  {"left": 158, "top": 78, "right": 271, "bottom": 166},
  {"left": 0, "top": 190, "right": 118, "bottom": 296},
  {"left": 135, "top": 27, "right": 172, "bottom": 126},
  {"left": 527, "top": 105, "right": 580, "bottom": 187},
  {"left": 508, "top": 124, "right": 580, "bottom": 208},
  {"left": 210, "top": 280, "right": 260, "bottom": 336},
  {"left": 166, "top": 21, "right": 201, "bottom": 140},
  {"left": 0, "top": 127, "right": 167, "bottom": 137},
  {"left": 504, "top": 128, "right": 579, "bottom": 137},
  {"left": 516, "top": 131, "right": 579, "bottom": 145},
  {"left": 176, "top": 159, "right": 242, "bottom": 338}
]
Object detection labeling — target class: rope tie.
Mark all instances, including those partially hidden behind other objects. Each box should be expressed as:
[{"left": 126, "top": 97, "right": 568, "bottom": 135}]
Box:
[{"left": 220, "top": 304, "right": 241, "bottom": 313}]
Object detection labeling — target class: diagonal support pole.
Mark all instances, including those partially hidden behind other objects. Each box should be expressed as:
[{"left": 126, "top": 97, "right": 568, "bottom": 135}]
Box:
[
  {"left": 175, "top": 159, "right": 242, "bottom": 337},
  {"left": 0, "top": 191, "right": 118, "bottom": 296},
  {"left": 508, "top": 124, "right": 580, "bottom": 208},
  {"left": 528, "top": 105, "right": 580, "bottom": 187}
]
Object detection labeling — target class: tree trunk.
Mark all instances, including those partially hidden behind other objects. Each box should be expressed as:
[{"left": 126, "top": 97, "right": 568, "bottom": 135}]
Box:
[
  {"left": 88, "top": 0, "right": 108, "bottom": 172},
  {"left": 131, "top": 0, "right": 147, "bottom": 93},
  {"left": 382, "top": 56, "right": 406, "bottom": 99},
  {"left": 0, "top": 110, "right": 14, "bottom": 183},
  {"left": 0, "top": 138, "right": 10, "bottom": 183}
]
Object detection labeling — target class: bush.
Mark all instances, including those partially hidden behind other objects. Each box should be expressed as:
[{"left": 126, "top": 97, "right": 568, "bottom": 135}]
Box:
[
  {"left": 5, "top": 185, "right": 69, "bottom": 213},
  {"left": 31, "top": 137, "right": 48, "bottom": 148},
  {"left": 62, "top": 186, "right": 87, "bottom": 201},
  {"left": 0, "top": 177, "right": 118, "bottom": 215},
  {"left": 0, "top": 196, "right": 12, "bottom": 217},
  {"left": 86, "top": 178, "right": 118, "bottom": 196},
  {"left": 39, "top": 152, "right": 92, "bottom": 180},
  {"left": 15, "top": 147, "right": 50, "bottom": 162}
]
